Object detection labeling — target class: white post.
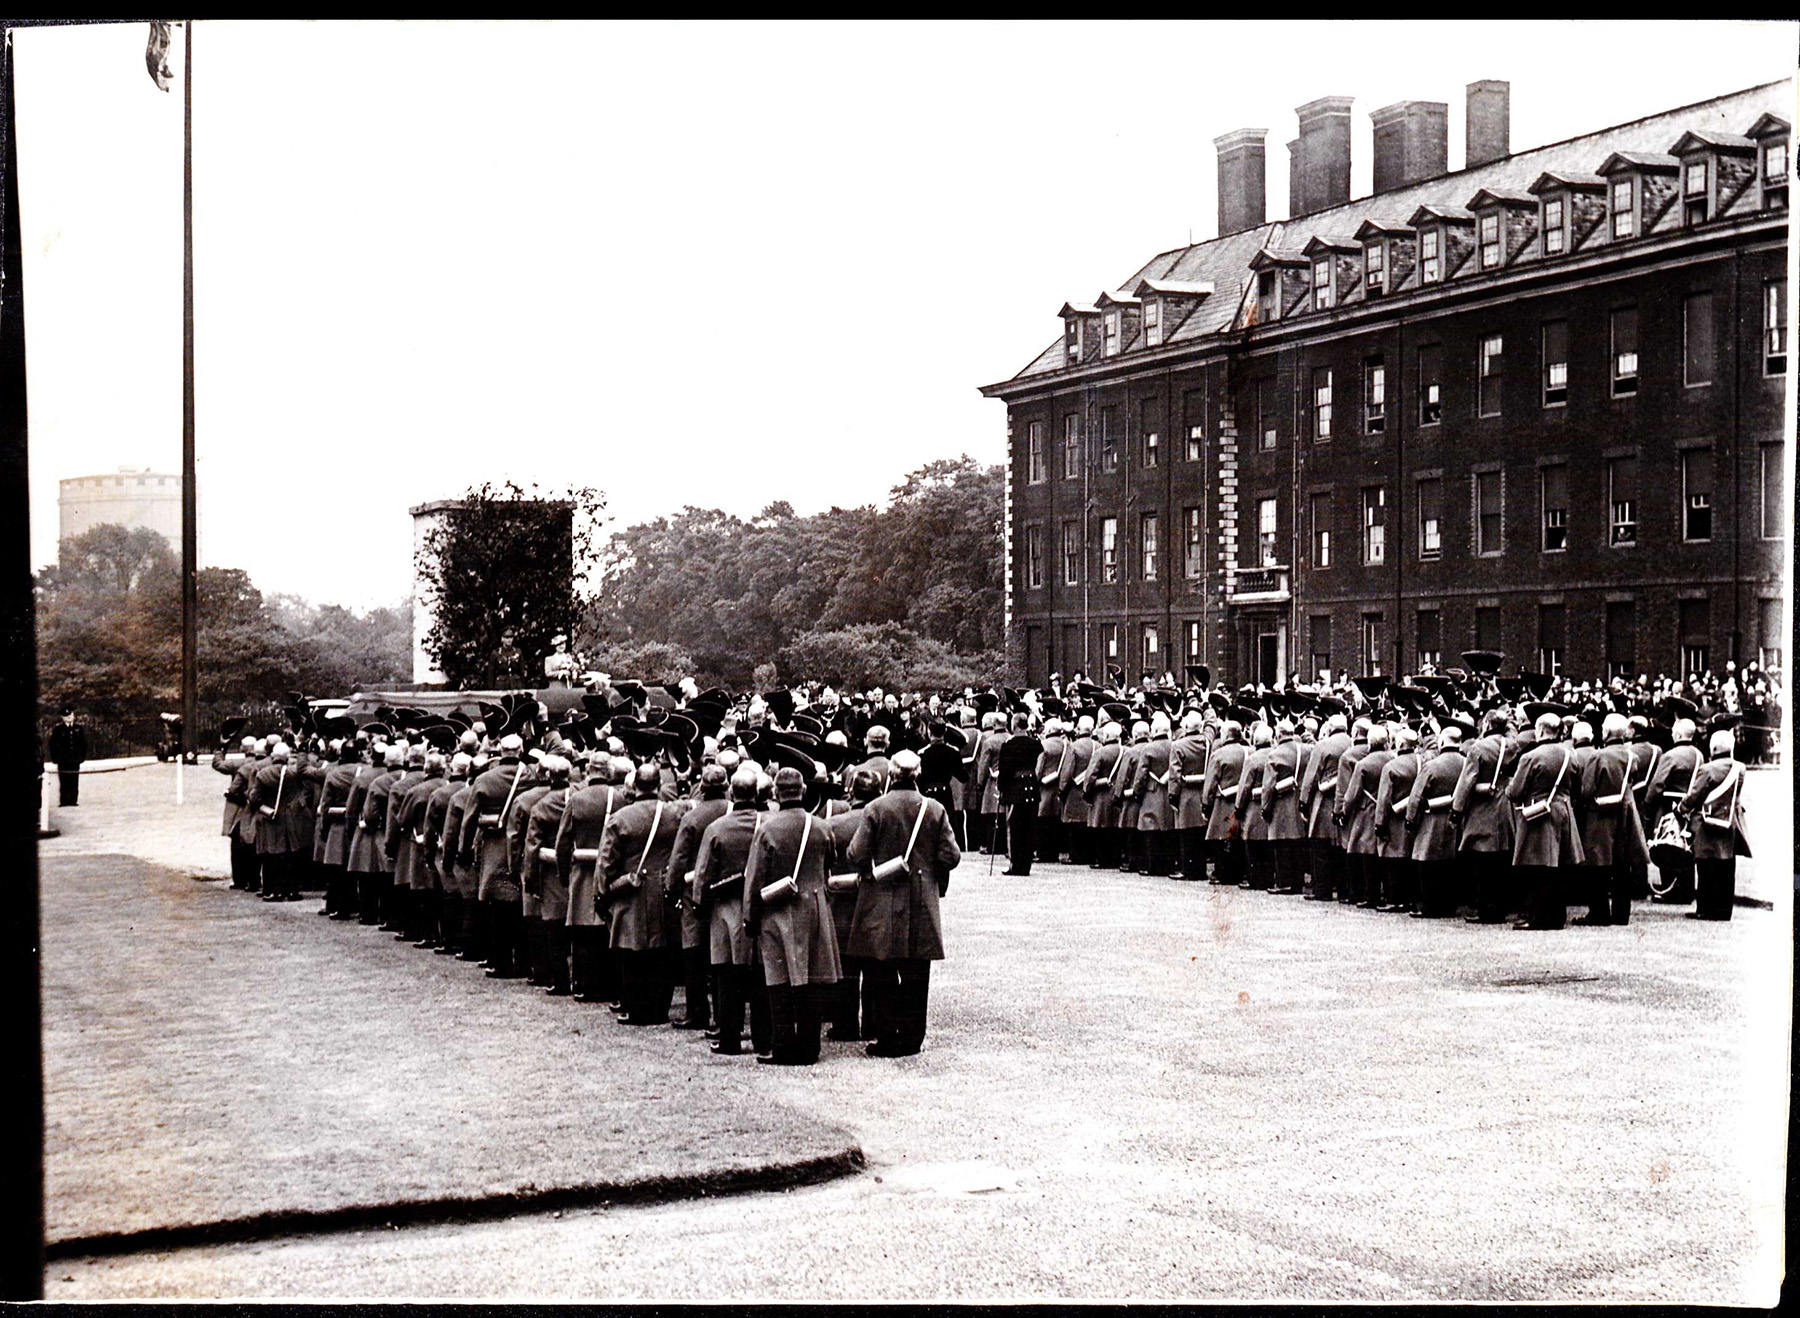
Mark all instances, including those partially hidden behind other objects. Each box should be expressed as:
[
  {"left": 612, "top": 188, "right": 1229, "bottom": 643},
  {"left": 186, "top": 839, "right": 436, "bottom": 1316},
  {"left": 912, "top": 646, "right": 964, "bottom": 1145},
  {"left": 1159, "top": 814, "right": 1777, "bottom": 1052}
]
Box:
[
  {"left": 175, "top": 756, "right": 184, "bottom": 806},
  {"left": 39, "top": 767, "right": 52, "bottom": 833}
]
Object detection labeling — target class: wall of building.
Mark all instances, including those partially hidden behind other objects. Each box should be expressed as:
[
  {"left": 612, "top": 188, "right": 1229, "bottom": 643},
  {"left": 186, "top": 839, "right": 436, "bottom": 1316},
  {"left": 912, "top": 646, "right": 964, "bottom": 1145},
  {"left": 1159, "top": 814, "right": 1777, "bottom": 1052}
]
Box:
[
  {"left": 58, "top": 471, "right": 182, "bottom": 553},
  {"left": 1004, "top": 239, "right": 1787, "bottom": 688}
]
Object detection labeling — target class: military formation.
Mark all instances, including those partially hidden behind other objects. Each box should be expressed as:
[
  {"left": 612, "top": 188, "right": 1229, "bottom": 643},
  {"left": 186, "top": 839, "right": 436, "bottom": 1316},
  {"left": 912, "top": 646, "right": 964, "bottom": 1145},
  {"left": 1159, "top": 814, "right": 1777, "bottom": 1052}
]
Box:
[
  {"left": 213, "top": 683, "right": 961, "bottom": 1065},
  {"left": 212, "top": 654, "right": 1759, "bottom": 1067}
]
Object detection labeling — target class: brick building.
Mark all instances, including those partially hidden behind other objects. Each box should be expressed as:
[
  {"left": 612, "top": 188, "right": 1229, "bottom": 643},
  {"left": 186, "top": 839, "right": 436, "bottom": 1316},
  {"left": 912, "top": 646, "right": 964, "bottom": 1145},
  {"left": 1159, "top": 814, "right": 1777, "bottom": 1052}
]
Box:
[{"left": 981, "top": 79, "right": 1792, "bottom": 690}]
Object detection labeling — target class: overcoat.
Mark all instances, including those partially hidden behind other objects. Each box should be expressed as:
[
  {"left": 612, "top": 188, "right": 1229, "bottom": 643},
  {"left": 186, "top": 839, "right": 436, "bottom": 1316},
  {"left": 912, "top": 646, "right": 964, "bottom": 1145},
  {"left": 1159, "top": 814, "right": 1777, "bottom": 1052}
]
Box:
[
  {"left": 1234, "top": 746, "right": 1271, "bottom": 842},
  {"left": 1677, "top": 754, "right": 1752, "bottom": 860},
  {"left": 1169, "top": 734, "right": 1209, "bottom": 830},
  {"left": 346, "top": 769, "right": 397, "bottom": 874},
  {"left": 1342, "top": 749, "right": 1391, "bottom": 856},
  {"left": 1082, "top": 740, "right": 1124, "bottom": 830},
  {"left": 974, "top": 729, "right": 1008, "bottom": 814},
  {"left": 214, "top": 751, "right": 251, "bottom": 839},
  {"left": 744, "top": 804, "right": 842, "bottom": 987},
  {"left": 1373, "top": 751, "right": 1419, "bottom": 859},
  {"left": 381, "top": 769, "right": 426, "bottom": 878},
  {"left": 1201, "top": 741, "right": 1247, "bottom": 841},
  {"left": 461, "top": 759, "right": 532, "bottom": 903},
  {"left": 394, "top": 773, "right": 443, "bottom": 890},
  {"left": 313, "top": 761, "right": 360, "bottom": 866},
  {"left": 1034, "top": 734, "right": 1067, "bottom": 820},
  {"left": 522, "top": 786, "right": 570, "bottom": 921},
  {"left": 1644, "top": 743, "right": 1703, "bottom": 833},
  {"left": 421, "top": 776, "right": 463, "bottom": 890},
  {"left": 1259, "top": 737, "right": 1306, "bottom": 841},
  {"left": 555, "top": 783, "right": 621, "bottom": 928},
  {"left": 1405, "top": 748, "right": 1466, "bottom": 862},
  {"left": 1057, "top": 735, "right": 1096, "bottom": 826},
  {"left": 665, "top": 796, "right": 729, "bottom": 952},
  {"left": 1300, "top": 731, "right": 1351, "bottom": 842},
  {"left": 508, "top": 784, "right": 555, "bottom": 917},
  {"left": 1451, "top": 734, "right": 1517, "bottom": 854},
  {"left": 600, "top": 795, "right": 685, "bottom": 951},
  {"left": 693, "top": 805, "right": 762, "bottom": 966},
  {"left": 1131, "top": 736, "right": 1174, "bottom": 831},
  {"left": 247, "top": 761, "right": 310, "bottom": 855},
  {"left": 821, "top": 802, "right": 867, "bottom": 952},
  {"left": 1578, "top": 742, "right": 1649, "bottom": 868},
  {"left": 1506, "top": 740, "right": 1585, "bottom": 867},
  {"left": 846, "top": 788, "right": 959, "bottom": 961}
]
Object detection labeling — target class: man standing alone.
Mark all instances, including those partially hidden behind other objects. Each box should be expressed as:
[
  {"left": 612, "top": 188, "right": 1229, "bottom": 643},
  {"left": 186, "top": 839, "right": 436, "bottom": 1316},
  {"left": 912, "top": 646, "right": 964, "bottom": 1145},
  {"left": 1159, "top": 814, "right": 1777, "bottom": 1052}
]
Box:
[{"left": 48, "top": 707, "right": 88, "bottom": 807}]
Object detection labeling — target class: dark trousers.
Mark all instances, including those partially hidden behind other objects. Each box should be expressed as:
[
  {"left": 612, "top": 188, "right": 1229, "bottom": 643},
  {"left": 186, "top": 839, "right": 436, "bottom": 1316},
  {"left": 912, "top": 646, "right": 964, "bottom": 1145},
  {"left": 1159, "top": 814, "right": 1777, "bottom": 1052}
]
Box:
[
  {"left": 1175, "top": 828, "right": 1206, "bottom": 880},
  {"left": 572, "top": 926, "right": 614, "bottom": 999},
  {"left": 1464, "top": 849, "right": 1512, "bottom": 922},
  {"left": 1652, "top": 851, "right": 1697, "bottom": 904},
  {"left": 828, "top": 956, "right": 865, "bottom": 1039},
  {"left": 1064, "top": 822, "right": 1088, "bottom": 867},
  {"left": 356, "top": 871, "right": 385, "bottom": 922},
  {"left": 618, "top": 947, "right": 674, "bottom": 1023},
  {"left": 749, "top": 966, "right": 773, "bottom": 1053},
  {"left": 947, "top": 806, "right": 967, "bottom": 851},
  {"left": 1695, "top": 858, "right": 1736, "bottom": 920},
  {"left": 1376, "top": 857, "right": 1415, "bottom": 909},
  {"left": 1415, "top": 859, "right": 1459, "bottom": 916},
  {"left": 1307, "top": 840, "right": 1342, "bottom": 901},
  {"left": 1036, "top": 814, "right": 1062, "bottom": 864},
  {"left": 1244, "top": 840, "right": 1273, "bottom": 889},
  {"left": 1520, "top": 865, "right": 1567, "bottom": 929},
  {"left": 767, "top": 982, "right": 824, "bottom": 1064},
  {"left": 864, "top": 958, "right": 931, "bottom": 1056},
  {"left": 57, "top": 767, "right": 79, "bottom": 806},
  {"left": 678, "top": 945, "right": 711, "bottom": 1025},
  {"left": 1089, "top": 826, "right": 1115, "bottom": 869},
  {"left": 230, "top": 834, "right": 260, "bottom": 890},
  {"left": 1139, "top": 831, "right": 1173, "bottom": 877},
  {"left": 543, "top": 921, "right": 571, "bottom": 992},
  {"left": 321, "top": 863, "right": 353, "bottom": 914},
  {"left": 377, "top": 874, "right": 403, "bottom": 929},
  {"left": 981, "top": 812, "right": 1003, "bottom": 854},
  {"left": 1582, "top": 863, "right": 1633, "bottom": 925},
  {"left": 711, "top": 963, "right": 747, "bottom": 1050},
  {"left": 410, "top": 888, "right": 437, "bottom": 943},
  {"left": 1270, "top": 841, "right": 1306, "bottom": 893},
  {"left": 1209, "top": 836, "right": 1244, "bottom": 885},
  {"left": 1006, "top": 807, "right": 1036, "bottom": 873}
]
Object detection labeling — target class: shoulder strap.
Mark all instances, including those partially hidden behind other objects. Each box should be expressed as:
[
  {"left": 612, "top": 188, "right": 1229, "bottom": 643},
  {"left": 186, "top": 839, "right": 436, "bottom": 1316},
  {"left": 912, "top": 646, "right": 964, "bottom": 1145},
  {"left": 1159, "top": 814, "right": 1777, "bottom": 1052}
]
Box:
[
  {"left": 1486, "top": 740, "right": 1506, "bottom": 793},
  {"left": 902, "top": 800, "right": 929, "bottom": 863},
  {"left": 1547, "top": 745, "right": 1573, "bottom": 798},
  {"left": 273, "top": 764, "right": 288, "bottom": 814},
  {"left": 791, "top": 813, "right": 814, "bottom": 881},
  {"left": 1703, "top": 760, "right": 1743, "bottom": 807},
  {"left": 499, "top": 763, "right": 525, "bottom": 826},
  {"left": 1633, "top": 745, "right": 1658, "bottom": 792},
  {"left": 634, "top": 799, "right": 666, "bottom": 877}
]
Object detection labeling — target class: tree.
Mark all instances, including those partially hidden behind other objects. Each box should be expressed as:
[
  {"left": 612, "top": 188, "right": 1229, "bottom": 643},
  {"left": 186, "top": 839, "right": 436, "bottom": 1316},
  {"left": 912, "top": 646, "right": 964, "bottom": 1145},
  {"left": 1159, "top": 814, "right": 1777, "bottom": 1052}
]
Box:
[
  {"left": 415, "top": 481, "right": 607, "bottom": 689},
  {"left": 777, "top": 623, "right": 1003, "bottom": 692}
]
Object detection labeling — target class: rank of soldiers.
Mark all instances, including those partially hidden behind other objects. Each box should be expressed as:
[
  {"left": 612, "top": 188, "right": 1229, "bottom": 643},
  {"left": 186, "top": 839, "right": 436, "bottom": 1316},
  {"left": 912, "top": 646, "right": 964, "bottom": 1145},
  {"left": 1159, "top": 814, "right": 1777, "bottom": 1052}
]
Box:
[{"left": 212, "top": 657, "right": 1756, "bottom": 1068}]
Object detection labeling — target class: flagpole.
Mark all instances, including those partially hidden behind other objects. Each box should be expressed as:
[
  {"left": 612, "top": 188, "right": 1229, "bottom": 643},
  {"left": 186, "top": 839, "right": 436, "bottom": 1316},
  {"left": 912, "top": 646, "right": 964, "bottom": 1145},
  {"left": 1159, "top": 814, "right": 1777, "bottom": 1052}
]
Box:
[
  {"left": 179, "top": 20, "right": 197, "bottom": 771},
  {"left": 0, "top": 26, "right": 45, "bottom": 1301}
]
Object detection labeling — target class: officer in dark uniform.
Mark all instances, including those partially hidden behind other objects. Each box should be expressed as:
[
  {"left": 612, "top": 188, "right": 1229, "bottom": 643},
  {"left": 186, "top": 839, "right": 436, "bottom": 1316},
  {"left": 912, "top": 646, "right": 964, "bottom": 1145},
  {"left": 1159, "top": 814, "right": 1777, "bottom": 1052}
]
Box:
[
  {"left": 48, "top": 708, "right": 88, "bottom": 807},
  {"left": 996, "top": 713, "right": 1043, "bottom": 875}
]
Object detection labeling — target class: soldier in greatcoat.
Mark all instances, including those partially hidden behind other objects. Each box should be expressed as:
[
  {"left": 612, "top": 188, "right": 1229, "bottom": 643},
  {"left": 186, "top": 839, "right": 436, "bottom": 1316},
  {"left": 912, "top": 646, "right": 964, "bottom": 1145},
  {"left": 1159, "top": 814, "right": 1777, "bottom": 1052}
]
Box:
[
  {"left": 1644, "top": 719, "right": 1703, "bottom": 904},
  {"left": 1574, "top": 713, "right": 1650, "bottom": 927},
  {"left": 458, "top": 735, "right": 534, "bottom": 980},
  {"left": 692, "top": 767, "right": 766, "bottom": 1054},
  {"left": 1200, "top": 721, "right": 1246, "bottom": 886},
  {"left": 392, "top": 752, "right": 446, "bottom": 943},
  {"left": 1404, "top": 725, "right": 1466, "bottom": 916},
  {"left": 1338, "top": 723, "right": 1391, "bottom": 907},
  {"left": 442, "top": 759, "right": 483, "bottom": 958},
  {"left": 1329, "top": 719, "right": 1372, "bottom": 904},
  {"left": 1506, "top": 712, "right": 1585, "bottom": 930},
  {"left": 508, "top": 756, "right": 563, "bottom": 985},
  {"left": 557, "top": 755, "right": 630, "bottom": 1004},
  {"left": 1260, "top": 719, "right": 1307, "bottom": 893},
  {"left": 349, "top": 744, "right": 404, "bottom": 927},
  {"left": 1056, "top": 714, "right": 1097, "bottom": 868},
  {"left": 216, "top": 735, "right": 261, "bottom": 892},
  {"left": 971, "top": 713, "right": 1008, "bottom": 855},
  {"left": 1033, "top": 718, "right": 1068, "bottom": 865},
  {"left": 1298, "top": 714, "right": 1350, "bottom": 900},
  {"left": 743, "top": 766, "right": 842, "bottom": 1065},
  {"left": 311, "top": 740, "right": 360, "bottom": 918},
  {"left": 1081, "top": 720, "right": 1125, "bottom": 870},
  {"left": 247, "top": 742, "right": 311, "bottom": 901},
  {"left": 1234, "top": 723, "right": 1273, "bottom": 889},
  {"left": 421, "top": 753, "right": 471, "bottom": 947},
  {"left": 1112, "top": 722, "right": 1147, "bottom": 873},
  {"left": 662, "top": 763, "right": 729, "bottom": 1029},
  {"left": 379, "top": 746, "right": 428, "bottom": 942},
  {"left": 1451, "top": 711, "right": 1519, "bottom": 922},
  {"left": 821, "top": 768, "right": 879, "bottom": 1041},
  {"left": 1372, "top": 726, "right": 1420, "bottom": 911},
  {"left": 522, "top": 756, "right": 575, "bottom": 994},
  {"left": 599, "top": 762, "right": 686, "bottom": 1023},
  {"left": 1132, "top": 713, "right": 1175, "bottom": 877},
  {"left": 1168, "top": 712, "right": 1210, "bottom": 881},
  {"left": 846, "top": 749, "right": 961, "bottom": 1058},
  {"left": 1677, "top": 729, "right": 1751, "bottom": 921}
]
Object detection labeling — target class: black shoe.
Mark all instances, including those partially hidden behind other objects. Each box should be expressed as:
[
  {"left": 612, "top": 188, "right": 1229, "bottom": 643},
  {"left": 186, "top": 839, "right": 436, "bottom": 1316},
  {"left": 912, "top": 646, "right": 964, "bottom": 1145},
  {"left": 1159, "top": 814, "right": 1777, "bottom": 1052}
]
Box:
[
  {"left": 544, "top": 984, "right": 573, "bottom": 996},
  {"left": 317, "top": 907, "right": 333, "bottom": 917},
  {"left": 710, "top": 1039, "right": 743, "bottom": 1055},
  {"left": 433, "top": 944, "right": 459, "bottom": 955},
  {"left": 1571, "top": 916, "right": 1609, "bottom": 927},
  {"left": 670, "top": 1018, "right": 707, "bottom": 1030},
  {"left": 864, "top": 1043, "right": 889, "bottom": 1057},
  {"left": 485, "top": 967, "right": 524, "bottom": 979},
  {"left": 703, "top": 1028, "right": 722, "bottom": 1040}
]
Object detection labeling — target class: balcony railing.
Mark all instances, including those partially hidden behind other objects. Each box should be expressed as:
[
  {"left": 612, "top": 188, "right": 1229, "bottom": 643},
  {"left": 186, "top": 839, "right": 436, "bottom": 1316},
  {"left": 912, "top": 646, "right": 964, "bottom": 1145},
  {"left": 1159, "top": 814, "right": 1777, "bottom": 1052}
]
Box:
[{"left": 1227, "top": 565, "right": 1290, "bottom": 603}]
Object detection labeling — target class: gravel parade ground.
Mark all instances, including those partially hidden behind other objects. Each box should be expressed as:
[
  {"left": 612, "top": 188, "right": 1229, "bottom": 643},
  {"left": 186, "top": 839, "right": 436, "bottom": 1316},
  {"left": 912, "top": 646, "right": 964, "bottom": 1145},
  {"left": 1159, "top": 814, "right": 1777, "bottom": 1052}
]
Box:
[{"left": 40, "top": 762, "right": 1792, "bottom": 1302}]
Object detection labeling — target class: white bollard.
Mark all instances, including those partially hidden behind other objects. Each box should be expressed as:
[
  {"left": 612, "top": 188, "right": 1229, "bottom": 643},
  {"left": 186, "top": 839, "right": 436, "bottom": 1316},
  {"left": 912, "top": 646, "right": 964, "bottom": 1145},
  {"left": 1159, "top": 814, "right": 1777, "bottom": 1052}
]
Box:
[
  {"left": 40, "top": 768, "right": 52, "bottom": 833},
  {"left": 176, "top": 757, "right": 184, "bottom": 806}
]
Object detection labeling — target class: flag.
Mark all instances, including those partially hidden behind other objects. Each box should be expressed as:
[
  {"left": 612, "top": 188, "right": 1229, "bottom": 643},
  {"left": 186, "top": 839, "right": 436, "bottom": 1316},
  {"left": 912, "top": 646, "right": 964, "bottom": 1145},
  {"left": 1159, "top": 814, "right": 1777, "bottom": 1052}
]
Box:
[{"left": 145, "top": 20, "right": 172, "bottom": 92}]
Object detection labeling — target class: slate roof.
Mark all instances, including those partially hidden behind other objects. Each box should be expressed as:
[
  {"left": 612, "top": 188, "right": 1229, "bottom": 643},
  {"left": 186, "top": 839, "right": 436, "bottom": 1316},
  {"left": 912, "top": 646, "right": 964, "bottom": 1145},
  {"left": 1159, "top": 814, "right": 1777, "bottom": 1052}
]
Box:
[{"left": 1000, "top": 77, "right": 1791, "bottom": 386}]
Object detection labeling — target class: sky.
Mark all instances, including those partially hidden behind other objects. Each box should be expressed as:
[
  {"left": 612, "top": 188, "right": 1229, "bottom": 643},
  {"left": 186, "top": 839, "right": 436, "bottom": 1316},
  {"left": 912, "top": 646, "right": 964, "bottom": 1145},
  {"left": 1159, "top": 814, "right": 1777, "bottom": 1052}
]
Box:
[{"left": 13, "top": 19, "right": 1795, "bottom": 611}]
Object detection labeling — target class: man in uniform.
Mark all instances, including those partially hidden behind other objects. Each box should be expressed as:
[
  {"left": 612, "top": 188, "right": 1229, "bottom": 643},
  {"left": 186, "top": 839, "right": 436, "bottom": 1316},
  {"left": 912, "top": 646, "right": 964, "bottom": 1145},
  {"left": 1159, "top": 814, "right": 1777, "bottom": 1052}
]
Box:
[
  {"left": 822, "top": 767, "right": 880, "bottom": 1041},
  {"left": 247, "top": 742, "right": 309, "bottom": 901},
  {"left": 1372, "top": 726, "right": 1420, "bottom": 911},
  {"left": 557, "top": 754, "right": 629, "bottom": 1003},
  {"left": 663, "top": 762, "right": 730, "bottom": 1029},
  {"left": 218, "top": 734, "right": 260, "bottom": 892},
  {"left": 1298, "top": 714, "right": 1350, "bottom": 901},
  {"left": 1506, "top": 712, "right": 1584, "bottom": 930},
  {"left": 312, "top": 740, "right": 360, "bottom": 918},
  {"left": 1081, "top": 720, "right": 1124, "bottom": 871},
  {"left": 1113, "top": 721, "right": 1147, "bottom": 873},
  {"left": 1645, "top": 718, "right": 1703, "bottom": 904},
  {"left": 1132, "top": 713, "right": 1175, "bottom": 877},
  {"left": 380, "top": 745, "right": 429, "bottom": 941},
  {"left": 1574, "top": 713, "right": 1649, "bottom": 927},
  {"left": 692, "top": 766, "right": 765, "bottom": 1054},
  {"left": 1234, "top": 723, "right": 1273, "bottom": 889},
  {"left": 508, "top": 754, "right": 565, "bottom": 984},
  {"left": 847, "top": 748, "right": 961, "bottom": 1058},
  {"left": 422, "top": 751, "right": 472, "bottom": 947},
  {"left": 1260, "top": 719, "right": 1307, "bottom": 894},
  {"left": 600, "top": 762, "right": 685, "bottom": 1024},
  {"left": 996, "top": 713, "right": 1043, "bottom": 876},
  {"left": 459, "top": 734, "right": 534, "bottom": 980},
  {"left": 1200, "top": 721, "right": 1246, "bottom": 886},
  {"left": 1168, "top": 712, "right": 1209, "bottom": 881},
  {"left": 441, "top": 754, "right": 484, "bottom": 958},
  {"left": 48, "top": 707, "right": 88, "bottom": 807},
  {"left": 392, "top": 751, "right": 446, "bottom": 943},
  {"left": 845, "top": 725, "right": 893, "bottom": 797},
  {"left": 1404, "top": 724, "right": 1466, "bottom": 917},
  {"left": 1055, "top": 714, "right": 1098, "bottom": 868},
  {"left": 522, "top": 754, "right": 576, "bottom": 994},
  {"left": 743, "top": 766, "right": 842, "bottom": 1065},
  {"left": 349, "top": 744, "right": 404, "bottom": 926},
  {"left": 1452, "top": 711, "right": 1518, "bottom": 923},
  {"left": 917, "top": 722, "right": 966, "bottom": 852},
  {"left": 1329, "top": 718, "right": 1372, "bottom": 904},
  {"left": 972, "top": 712, "right": 1008, "bottom": 855},
  {"left": 1338, "top": 723, "right": 1390, "bottom": 907},
  {"left": 1033, "top": 718, "right": 1067, "bottom": 865},
  {"left": 1677, "top": 729, "right": 1751, "bottom": 920}
]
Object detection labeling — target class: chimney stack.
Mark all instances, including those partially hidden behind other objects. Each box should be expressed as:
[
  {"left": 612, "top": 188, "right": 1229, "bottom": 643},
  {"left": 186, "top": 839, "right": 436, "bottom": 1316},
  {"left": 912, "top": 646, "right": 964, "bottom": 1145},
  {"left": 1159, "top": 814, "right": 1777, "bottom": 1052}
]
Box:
[
  {"left": 1287, "top": 139, "right": 1302, "bottom": 219},
  {"left": 1371, "top": 100, "right": 1448, "bottom": 193},
  {"left": 1466, "top": 79, "right": 1510, "bottom": 169},
  {"left": 1293, "top": 95, "right": 1354, "bottom": 215},
  {"left": 1213, "top": 128, "right": 1268, "bottom": 235}
]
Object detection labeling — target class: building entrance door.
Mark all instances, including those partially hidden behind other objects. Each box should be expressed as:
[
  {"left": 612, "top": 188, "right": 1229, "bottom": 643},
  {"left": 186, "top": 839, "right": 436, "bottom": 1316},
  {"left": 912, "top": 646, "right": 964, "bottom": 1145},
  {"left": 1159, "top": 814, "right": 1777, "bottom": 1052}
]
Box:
[{"left": 1257, "top": 631, "right": 1281, "bottom": 686}]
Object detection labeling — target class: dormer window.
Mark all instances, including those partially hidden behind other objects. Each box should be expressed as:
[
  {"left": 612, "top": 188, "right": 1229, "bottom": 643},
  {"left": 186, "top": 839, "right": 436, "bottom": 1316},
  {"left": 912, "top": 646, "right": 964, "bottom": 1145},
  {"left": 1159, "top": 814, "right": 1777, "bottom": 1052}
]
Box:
[
  {"left": 1683, "top": 159, "right": 1709, "bottom": 226},
  {"left": 1364, "top": 241, "right": 1385, "bottom": 295},
  {"left": 1144, "top": 298, "right": 1161, "bottom": 347},
  {"left": 1764, "top": 140, "right": 1788, "bottom": 211},
  {"left": 1542, "top": 196, "right": 1567, "bottom": 255},
  {"left": 1478, "top": 212, "right": 1501, "bottom": 269},
  {"left": 1419, "top": 227, "right": 1441, "bottom": 283},
  {"left": 1256, "top": 270, "right": 1278, "bottom": 323},
  {"left": 1066, "top": 321, "right": 1082, "bottom": 365},
  {"left": 1312, "top": 258, "right": 1334, "bottom": 310},
  {"left": 1610, "top": 177, "right": 1636, "bottom": 238},
  {"left": 1103, "top": 309, "right": 1120, "bottom": 356}
]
